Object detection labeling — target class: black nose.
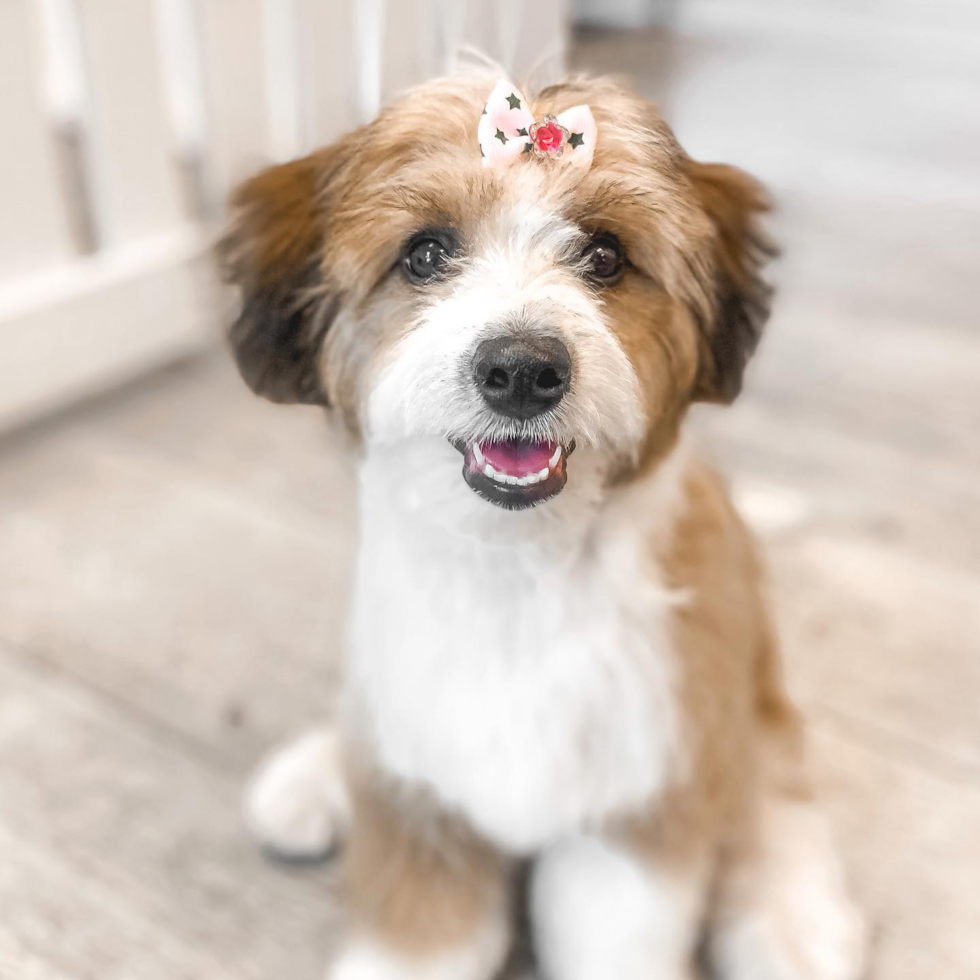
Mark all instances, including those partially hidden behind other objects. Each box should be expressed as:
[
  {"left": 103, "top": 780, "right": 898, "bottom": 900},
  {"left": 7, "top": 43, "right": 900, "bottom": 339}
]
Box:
[{"left": 473, "top": 335, "right": 571, "bottom": 420}]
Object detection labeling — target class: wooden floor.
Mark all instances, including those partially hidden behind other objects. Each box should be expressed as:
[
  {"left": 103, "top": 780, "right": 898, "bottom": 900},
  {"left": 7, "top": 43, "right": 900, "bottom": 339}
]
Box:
[{"left": 1, "top": 11, "right": 978, "bottom": 980}]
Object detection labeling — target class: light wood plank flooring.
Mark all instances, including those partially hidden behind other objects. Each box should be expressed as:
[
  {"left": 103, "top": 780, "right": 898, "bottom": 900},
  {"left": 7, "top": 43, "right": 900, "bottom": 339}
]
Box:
[{"left": 2, "top": 13, "right": 978, "bottom": 979}]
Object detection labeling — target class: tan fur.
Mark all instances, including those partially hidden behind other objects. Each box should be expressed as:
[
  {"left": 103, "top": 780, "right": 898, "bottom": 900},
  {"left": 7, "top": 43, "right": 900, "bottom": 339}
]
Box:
[
  {"left": 340, "top": 761, "right": 511, "bottom": 955},
  {"left": 625, "top": 464, "right": 794, "bottom": 846}
]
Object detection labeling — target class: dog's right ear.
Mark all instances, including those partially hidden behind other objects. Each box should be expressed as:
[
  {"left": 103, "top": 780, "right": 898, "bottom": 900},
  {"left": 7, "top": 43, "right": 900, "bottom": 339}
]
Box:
[
  {"left": 686, "top": 160, "right": 776, "bottom": 405},
  {"left": 218, "top": 150, "right": 343, "bottom": 406}
]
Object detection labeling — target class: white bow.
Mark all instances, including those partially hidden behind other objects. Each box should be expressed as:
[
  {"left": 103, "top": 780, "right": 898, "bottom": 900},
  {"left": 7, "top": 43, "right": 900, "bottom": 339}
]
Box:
[{"left": 477, "top": 80, "right": 597, "bottom": 170}]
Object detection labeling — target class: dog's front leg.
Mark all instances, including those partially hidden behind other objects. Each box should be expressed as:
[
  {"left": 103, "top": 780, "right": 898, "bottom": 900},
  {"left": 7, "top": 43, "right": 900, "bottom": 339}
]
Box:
[
  {"left": 530, "top": 833, "right": 708, "bottom": 980},
  {"left": 327, "top": 775, "right": 513, "bottom": 980},
  {"left": 705, "top": 792, "right": 866, "bottom": 980}
]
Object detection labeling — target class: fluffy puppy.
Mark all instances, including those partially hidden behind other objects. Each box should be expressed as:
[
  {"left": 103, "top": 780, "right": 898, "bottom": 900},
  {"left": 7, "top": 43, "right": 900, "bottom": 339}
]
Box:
[{"left": 221, "top": 75, "right": 865, "bottom": 980}]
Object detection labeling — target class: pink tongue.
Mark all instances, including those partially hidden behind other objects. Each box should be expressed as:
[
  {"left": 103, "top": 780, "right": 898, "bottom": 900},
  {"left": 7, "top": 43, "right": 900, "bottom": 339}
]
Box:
[{"left": 480, "top": 440, "right": 556, "bottom": 477}]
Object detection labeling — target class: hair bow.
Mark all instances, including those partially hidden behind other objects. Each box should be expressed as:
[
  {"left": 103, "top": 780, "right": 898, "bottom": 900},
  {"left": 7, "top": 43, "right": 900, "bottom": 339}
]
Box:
[{"left": 477, "top": 80, "right": 597, "bottom": 171}]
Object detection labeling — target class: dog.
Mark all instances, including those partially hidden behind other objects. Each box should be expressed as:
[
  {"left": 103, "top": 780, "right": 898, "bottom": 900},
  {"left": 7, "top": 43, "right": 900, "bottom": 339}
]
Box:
[{"left": 219, "top": 74, "right": 865, "bottom": 980}]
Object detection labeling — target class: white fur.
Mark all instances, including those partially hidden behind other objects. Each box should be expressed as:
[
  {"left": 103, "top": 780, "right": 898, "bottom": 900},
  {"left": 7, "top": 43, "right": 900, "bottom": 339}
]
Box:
[
  {"left": 367, "top": 177, "right": 646, "bottom": 460},
  {"left": 244, "top": 728, "right": 351, "bottom": 859},
  {"left": 346, "top": 167, "right": 680, "bottom": 854},
  {"left": 344, "top": 444, "right": 691, "bottom": 853},
  {"left": 708, "top": 797, "right": 867, "bottom": 980},
  {"left": 325, "top": 915, "right": 507, "bottom": 980},
  {"left": 531, "top": 834, "right": 706, "bottom": 980}
]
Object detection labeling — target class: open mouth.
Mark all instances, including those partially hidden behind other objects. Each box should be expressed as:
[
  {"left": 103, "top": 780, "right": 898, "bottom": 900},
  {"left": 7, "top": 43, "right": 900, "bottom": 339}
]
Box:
[{"left": 455, "top": 438, "right": 574, "bottom": 509}]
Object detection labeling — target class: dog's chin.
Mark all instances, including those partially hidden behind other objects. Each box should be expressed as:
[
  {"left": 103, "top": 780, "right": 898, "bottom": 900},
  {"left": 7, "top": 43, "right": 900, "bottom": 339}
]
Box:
[{"left": 452, "top": 438, "right": 575, "bottom": 510}]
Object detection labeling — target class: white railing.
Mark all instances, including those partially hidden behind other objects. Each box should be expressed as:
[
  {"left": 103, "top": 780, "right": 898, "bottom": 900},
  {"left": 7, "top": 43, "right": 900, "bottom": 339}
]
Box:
[{"left": 0, "top": 0, "right": 567, "bottom": 431}]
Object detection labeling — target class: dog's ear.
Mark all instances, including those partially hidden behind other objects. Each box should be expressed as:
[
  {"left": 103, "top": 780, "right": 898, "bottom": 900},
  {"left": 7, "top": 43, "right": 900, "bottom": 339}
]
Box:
[
  {"left": 687, "top": 161, "right": 776, "bottom": 404},
  {"left": 218, "top": 149, "right": 346, "bottom": 406}
]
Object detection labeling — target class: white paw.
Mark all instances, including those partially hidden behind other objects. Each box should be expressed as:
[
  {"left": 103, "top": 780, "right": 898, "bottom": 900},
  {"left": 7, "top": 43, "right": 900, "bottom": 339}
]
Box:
[
  {"left": 325, "top": 919, "right": 508, "bottom": 980},
  {"left": 711, "top": 804, "right": 867, "bottom": 980},
  {"left": 714, "top": 896, "right": 866, "bottom": 980},
  {"left": 788, "top": 886, "right": 866, "bottom": 980},
  {"left": 243, "top": 728, "right": 350, "bottom": 860},
  {"left": 325, "top": 941, "right": 404, "bottom": 980}
]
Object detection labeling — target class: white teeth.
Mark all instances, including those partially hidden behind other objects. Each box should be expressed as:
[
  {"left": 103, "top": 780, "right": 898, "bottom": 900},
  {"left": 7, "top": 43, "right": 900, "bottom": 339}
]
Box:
[
  {"left": 476, "top": 442, "right": 567, "bottom": 489},
  {"left": 484, "top": 462, "right": 522, "bottom": 486}
]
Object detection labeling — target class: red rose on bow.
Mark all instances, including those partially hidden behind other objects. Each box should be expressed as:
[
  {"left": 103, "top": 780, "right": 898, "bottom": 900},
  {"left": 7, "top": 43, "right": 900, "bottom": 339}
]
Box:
[{"left": 534, "top": 120, "right": 565, "bottom": 153}]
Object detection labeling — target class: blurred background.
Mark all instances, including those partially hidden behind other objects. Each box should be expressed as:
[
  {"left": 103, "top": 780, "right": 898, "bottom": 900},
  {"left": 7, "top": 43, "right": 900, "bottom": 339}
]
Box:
[{"left": 0, "top": 1, "right": 978, "bottom": 978}]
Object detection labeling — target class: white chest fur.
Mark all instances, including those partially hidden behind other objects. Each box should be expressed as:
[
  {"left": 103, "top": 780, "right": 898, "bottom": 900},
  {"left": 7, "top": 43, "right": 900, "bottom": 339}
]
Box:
[{"left": 345, "top": 443, "right": 689, "bottom": 854}]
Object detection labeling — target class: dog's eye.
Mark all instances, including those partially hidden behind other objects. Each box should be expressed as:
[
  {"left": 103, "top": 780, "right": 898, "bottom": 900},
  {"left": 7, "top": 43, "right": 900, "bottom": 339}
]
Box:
[
  {"left": 404, "top": 233, "right": 456, "bottom": 283},
  {"left": 582, "top": 234, "right": 624, "bottom": 283}
]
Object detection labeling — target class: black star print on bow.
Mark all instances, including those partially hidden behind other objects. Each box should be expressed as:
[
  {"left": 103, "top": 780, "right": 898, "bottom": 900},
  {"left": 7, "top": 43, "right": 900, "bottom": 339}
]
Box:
[
  {"left": 506, "top": 93, "right": 522, "bottom": 110},
  {"left": 568, "top": 132, "right": 585, "bottom": 149}
]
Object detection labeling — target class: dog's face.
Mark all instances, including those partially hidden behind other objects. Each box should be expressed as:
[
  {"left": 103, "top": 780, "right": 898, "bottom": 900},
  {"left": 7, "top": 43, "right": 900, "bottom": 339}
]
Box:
[{"left": 220, "top": 76, "right": 772, "bottom": 518}]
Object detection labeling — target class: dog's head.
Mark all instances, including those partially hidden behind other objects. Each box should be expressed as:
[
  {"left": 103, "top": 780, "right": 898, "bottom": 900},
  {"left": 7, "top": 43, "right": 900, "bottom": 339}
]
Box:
[{"left": 220, "top": 76, "right": 773, "bottom": 522}]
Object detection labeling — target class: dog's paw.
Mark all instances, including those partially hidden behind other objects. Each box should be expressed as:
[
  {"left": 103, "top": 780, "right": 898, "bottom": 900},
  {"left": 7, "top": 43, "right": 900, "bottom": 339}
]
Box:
[
  {"left": 243, "top": 728, "right": 350, "bottom": 861},
  {"left": 324, "top": 942, "right": 405, "bottom": 980},
  {"left": 324, "top": 932, "right": 507, "bottom": 980},
  {"left": 712, "top": 879, "right": 867, "bottom": 980}
]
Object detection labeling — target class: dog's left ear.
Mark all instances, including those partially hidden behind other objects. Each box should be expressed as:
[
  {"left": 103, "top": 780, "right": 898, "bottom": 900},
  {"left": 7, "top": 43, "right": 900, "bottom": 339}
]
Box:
[
  {"left": 217, "top": 148, "right": 346, "bottom": 407},
  {"left": 686, "top": 161, "right": 776, "bottom": 404}
]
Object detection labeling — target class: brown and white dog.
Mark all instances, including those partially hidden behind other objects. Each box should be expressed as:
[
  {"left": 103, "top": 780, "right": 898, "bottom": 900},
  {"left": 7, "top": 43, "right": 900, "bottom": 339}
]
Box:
[{"left": 220, "top": 75, "right": 865, "bottom": 980}]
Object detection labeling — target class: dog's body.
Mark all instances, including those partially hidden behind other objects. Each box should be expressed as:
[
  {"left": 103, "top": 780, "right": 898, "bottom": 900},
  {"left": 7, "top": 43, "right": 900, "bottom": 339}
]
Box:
[{"left": 223, "top": 75, "right": 865, "bottom": 979}]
